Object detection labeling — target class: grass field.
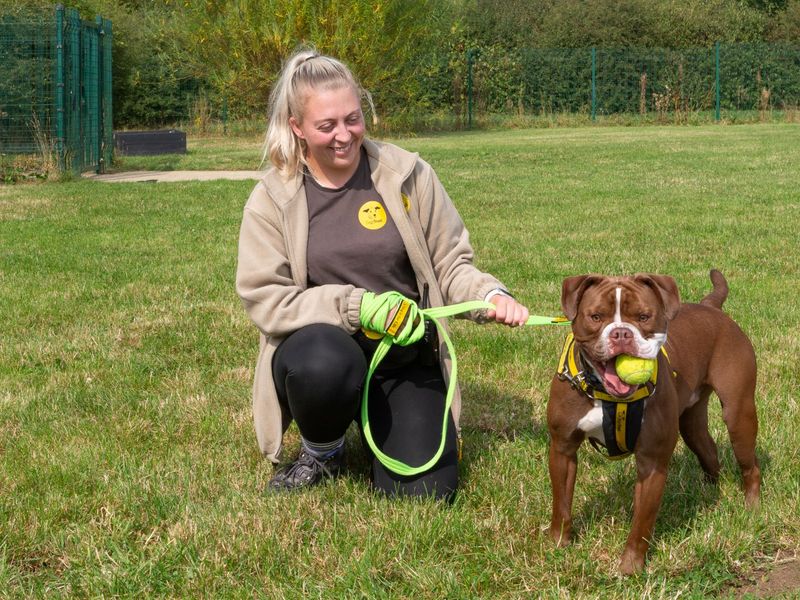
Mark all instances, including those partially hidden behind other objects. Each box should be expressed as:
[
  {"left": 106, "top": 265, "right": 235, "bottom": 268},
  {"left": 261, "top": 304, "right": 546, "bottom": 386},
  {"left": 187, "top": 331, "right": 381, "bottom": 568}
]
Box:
[{"left": 1, "top": 123, "right": 798, "bottom": 598}]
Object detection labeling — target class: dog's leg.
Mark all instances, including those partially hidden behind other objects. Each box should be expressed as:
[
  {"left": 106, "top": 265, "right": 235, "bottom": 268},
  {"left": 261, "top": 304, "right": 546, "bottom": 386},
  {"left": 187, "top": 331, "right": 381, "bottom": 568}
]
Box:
[
  {"left": 715, "top": 382, "right": 760, "bottom": 507},
  {"left": 707, "top": 326, "right": 760, "bottom": 507},
  {"left": 619, "top": 459, "right": 670, "bottom": 575},
  {"left": 679, "top": 388, "right": 721, "bottom": 482},
  {"left": 548, "top": 439, "right": 580, "bottom": 547}
]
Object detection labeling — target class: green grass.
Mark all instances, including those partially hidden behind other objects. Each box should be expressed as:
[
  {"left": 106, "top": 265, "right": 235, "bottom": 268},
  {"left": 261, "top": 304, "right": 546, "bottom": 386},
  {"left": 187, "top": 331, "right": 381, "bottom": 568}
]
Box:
[{"left": 1, "top": 123, "right": 798, "bottom": 598}]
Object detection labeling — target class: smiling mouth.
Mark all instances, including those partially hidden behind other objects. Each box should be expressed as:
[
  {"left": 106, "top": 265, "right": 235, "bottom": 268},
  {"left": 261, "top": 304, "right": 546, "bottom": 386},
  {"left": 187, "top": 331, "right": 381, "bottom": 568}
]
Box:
[{"left": 332, "top": 142, "right": 352, "bottom": 153}]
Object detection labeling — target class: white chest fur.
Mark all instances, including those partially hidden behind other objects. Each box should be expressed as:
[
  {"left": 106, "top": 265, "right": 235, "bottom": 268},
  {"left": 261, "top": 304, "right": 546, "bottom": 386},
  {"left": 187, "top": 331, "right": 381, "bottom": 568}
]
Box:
[{"left": 577, "top": 401, "right": 606, "bottom": 446}]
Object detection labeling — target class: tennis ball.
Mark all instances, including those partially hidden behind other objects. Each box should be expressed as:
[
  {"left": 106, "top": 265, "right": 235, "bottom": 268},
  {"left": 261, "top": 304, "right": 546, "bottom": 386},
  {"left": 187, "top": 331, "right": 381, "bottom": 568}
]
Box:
[{"left": 615, "top": 354, "right": 656, "bottom": 385}]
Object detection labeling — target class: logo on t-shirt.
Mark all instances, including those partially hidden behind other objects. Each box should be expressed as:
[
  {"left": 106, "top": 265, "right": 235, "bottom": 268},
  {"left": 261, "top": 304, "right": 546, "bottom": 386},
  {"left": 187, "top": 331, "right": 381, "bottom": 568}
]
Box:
[{"left": 358, "top": 200, "right": 387, "bottom": 230}]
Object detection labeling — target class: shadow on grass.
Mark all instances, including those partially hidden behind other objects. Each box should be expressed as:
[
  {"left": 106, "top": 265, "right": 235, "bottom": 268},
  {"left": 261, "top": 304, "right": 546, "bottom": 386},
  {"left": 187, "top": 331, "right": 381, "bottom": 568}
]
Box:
[
  {"left": 455, "top": 380, "right": 549, "bottom": 486},
  {"left": 329, "top": 375, "right": 770, "bottom": 525},
  {"left": 451, "top": 376, "right": 772, "bottom": 542},
  {"left": 569, "top": 440, "right": 771, "bottom": 543},
  {"left": 572, "top": 448, "right": 722, "bottom": 540}
]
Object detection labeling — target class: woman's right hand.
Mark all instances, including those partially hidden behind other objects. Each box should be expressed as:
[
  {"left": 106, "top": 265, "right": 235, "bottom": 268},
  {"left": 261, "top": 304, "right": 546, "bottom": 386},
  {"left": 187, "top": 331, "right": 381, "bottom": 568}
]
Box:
[{"left": 486, "top": 293, "right": 529, "bottom": 327}]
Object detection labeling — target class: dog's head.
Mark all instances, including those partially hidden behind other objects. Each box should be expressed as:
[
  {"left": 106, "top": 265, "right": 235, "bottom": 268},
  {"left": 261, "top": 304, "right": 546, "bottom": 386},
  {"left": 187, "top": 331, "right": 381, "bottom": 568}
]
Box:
[{"left": 561, "top": 274, "right": 680, "bottom": 397}]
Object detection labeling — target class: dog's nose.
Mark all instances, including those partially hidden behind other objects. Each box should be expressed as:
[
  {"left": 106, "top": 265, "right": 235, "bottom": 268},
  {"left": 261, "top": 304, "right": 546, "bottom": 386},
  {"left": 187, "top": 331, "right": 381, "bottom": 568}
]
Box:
[{"left": 610, "top": 327, "right": 633, "bottom": 341}]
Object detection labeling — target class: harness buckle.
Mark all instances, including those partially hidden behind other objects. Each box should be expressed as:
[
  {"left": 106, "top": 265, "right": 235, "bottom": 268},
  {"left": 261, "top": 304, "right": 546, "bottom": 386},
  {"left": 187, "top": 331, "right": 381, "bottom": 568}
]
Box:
[
  {"left": 559, "top": 364, "right": 586, "bottom": 388},
  {"left": 573, "top": 371, "right": 587, "bottom": 387},
  {"left": 559, "top": 366, "right": 602, "bottom": 403}
]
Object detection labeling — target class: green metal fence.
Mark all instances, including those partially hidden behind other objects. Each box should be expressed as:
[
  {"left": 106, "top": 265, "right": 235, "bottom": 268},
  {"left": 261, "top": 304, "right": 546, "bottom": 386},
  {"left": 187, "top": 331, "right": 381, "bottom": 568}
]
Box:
[
  {"left": 0, "top": 5, "right": 112, "bottom": 174},
  {"left": 466, "top": 43, "right": 800, "bottom": 124}
]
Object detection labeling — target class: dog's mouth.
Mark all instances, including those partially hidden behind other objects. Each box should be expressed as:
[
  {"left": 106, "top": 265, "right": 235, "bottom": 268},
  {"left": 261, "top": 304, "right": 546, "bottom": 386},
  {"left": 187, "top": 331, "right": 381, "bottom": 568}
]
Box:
[{"left": 590, "top": 356, "right": 636, "bottom": 398}]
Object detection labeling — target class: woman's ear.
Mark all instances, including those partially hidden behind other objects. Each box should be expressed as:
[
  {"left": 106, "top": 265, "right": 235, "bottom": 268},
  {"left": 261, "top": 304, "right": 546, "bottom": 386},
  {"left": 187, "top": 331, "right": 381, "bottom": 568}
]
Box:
[{"left": 289, "top": 116, "right": 305, "bottom": 139}]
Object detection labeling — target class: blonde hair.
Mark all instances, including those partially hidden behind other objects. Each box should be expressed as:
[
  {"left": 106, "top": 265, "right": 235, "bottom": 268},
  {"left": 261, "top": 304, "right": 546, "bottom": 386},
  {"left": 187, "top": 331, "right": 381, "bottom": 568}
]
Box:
[{"left": 263, "top": 49, "right": 375, "bottom": 177}]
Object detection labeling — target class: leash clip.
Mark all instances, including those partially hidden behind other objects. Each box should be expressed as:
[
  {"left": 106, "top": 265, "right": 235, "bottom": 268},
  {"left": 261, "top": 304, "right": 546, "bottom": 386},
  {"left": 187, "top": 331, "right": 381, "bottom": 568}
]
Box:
[{"left": 558, "top": 364, "right": 586, "bottom": 389}]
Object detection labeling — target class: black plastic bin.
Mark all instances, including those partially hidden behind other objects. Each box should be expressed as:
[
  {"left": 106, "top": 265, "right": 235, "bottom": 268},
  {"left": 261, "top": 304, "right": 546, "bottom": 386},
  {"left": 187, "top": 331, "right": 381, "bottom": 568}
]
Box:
[{"left": 114, "top": 129, "right": 187, "bottom": 156}]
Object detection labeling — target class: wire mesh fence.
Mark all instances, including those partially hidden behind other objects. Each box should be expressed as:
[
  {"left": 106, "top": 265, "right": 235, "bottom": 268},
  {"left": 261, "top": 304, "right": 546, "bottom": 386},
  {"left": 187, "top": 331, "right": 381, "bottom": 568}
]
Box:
[
  {"left": 3, "top": 8, "right": 798, "bottom": 174},
  {"left": 0, "top": 6, "right": 112, "bottom": 175},
  {"left": 466, "top": 43, "right": 800, "bottom": 123}
]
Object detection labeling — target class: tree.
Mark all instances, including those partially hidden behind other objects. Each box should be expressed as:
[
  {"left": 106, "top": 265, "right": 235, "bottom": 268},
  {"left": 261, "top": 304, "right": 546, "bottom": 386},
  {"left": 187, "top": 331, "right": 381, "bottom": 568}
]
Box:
[
  {"left": 766, "top": 0, "right": 800, "bottom": 39},
  {"left": 166, "top": 0, "right": 452, "bottom": 120}
]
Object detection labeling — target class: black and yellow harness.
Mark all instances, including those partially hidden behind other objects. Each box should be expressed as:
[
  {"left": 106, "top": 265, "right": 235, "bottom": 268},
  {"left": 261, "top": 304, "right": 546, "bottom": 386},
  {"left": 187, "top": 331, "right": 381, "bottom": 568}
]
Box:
[{"left": 557, "top": 333, "right": 670, "bottom": 459}]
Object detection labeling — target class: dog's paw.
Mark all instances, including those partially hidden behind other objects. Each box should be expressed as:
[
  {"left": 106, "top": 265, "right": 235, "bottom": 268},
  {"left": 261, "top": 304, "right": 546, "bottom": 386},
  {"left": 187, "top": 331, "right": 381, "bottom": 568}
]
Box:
[
  {"left": 618, "top": 551, "right": 645, "bottom": 576},
  {"left": 548, "top": 525, "right": 572, "bottom": 547}
]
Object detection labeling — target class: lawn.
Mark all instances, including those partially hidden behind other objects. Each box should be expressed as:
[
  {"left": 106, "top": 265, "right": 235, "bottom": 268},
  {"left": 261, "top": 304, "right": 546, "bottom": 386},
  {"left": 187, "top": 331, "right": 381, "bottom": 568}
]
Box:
[{"left": 1, "top": 123, "right": 798, "bottom": 598}]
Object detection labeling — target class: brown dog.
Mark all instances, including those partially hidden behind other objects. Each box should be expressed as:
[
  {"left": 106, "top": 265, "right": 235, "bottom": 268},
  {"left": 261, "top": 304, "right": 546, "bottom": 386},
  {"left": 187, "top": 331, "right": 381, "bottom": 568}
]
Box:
[{"left": 546, "top": 270, "right": 760, "bottom": 574}]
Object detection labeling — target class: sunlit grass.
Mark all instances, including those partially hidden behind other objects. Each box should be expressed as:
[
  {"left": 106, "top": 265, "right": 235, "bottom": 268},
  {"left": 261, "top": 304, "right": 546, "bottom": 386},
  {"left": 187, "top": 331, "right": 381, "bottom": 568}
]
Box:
[{"left": 1, "top": 123, "right": 798, "bottom": 597}]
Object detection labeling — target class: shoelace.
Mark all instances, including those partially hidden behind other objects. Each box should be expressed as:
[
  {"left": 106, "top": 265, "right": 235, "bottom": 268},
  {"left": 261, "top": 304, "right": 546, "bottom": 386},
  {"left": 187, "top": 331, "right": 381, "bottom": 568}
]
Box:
[{"left": 279, "top": 449, "right": 338, "bottom": 483}]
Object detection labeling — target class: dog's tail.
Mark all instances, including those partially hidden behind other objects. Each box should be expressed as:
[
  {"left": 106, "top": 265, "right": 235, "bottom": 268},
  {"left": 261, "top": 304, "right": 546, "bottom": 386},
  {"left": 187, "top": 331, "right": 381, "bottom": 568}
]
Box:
[{"left": 700, "top": 269, "right": 728, "bottom": 309}]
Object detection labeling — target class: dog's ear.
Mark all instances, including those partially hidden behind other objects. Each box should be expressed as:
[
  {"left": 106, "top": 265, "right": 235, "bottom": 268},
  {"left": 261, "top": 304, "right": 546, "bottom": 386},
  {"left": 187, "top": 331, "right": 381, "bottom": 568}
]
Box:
[
  {"left": 561, "top": 275, "right": 601, "bottom": 321},
  {"left": 635, "top": 274, "right": 681, "bottom": 319}
]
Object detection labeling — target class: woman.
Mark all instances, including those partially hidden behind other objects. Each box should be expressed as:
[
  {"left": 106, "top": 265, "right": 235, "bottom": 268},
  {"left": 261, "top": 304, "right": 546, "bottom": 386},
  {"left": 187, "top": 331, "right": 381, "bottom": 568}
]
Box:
[{"left": 236, "top": 49, "right": 529, "bottom": 501}]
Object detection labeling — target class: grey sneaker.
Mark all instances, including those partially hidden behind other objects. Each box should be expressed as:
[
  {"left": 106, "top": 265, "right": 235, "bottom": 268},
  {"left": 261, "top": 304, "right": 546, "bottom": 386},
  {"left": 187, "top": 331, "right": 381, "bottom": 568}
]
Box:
[{"left": 268, "top": 447, "right": 344, "bottom": 492}]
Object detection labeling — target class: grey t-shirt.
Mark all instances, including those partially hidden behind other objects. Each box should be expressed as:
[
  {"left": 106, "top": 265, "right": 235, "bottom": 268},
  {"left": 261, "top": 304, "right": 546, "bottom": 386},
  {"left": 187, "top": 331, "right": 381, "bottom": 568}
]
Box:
[{"left": 305, "top": 149, "right": 419, "bottom": 301}]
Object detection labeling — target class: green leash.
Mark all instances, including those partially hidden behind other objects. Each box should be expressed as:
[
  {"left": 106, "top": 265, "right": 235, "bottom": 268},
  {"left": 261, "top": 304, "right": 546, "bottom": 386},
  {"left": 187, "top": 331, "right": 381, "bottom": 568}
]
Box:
[{"left": 360, "top": 300, "right": 570, "bottom": 476}]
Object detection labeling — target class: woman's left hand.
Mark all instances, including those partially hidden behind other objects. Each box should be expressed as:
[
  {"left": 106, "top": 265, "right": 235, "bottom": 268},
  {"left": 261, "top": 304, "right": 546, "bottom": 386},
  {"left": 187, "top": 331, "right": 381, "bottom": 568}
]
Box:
[{"left": 486, "top": 293, "right": 529, "bottom": 327}]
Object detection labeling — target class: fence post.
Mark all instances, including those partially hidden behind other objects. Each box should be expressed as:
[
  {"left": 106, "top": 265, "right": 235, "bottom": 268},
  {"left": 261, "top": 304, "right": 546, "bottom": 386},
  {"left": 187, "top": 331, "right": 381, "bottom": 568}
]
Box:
[
  {"left": 467, "top": 49, "right": 476, "bottom": 129},
  {"left": 95, "top": 16, "right": 103, "bottom": 173},
  {"left": 592, "top": 46, "right": 597, "bottom": 121},
  {"left": 102, "top": 18, "right": 113, "bottom": 170},
  {"left": 67, "top": 7, "right": 81, "bottom": 174},
  {"left": 715, "top": 41, "right": 721, "bottom": 122},
  {"left": 55, "top": 4, "right": 66, "bottom": 171}
]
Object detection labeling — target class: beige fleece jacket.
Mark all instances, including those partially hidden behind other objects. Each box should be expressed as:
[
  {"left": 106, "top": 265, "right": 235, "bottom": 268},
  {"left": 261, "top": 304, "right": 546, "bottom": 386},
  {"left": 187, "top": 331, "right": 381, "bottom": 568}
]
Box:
[{"left": 236, "top": 138, "right": 505, "bottom": 462}]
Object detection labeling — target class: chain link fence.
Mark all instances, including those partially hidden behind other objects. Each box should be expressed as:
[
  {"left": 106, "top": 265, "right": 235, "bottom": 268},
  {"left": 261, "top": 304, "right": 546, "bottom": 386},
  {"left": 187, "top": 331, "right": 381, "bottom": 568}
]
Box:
[{"left": 0, "top": 5, "right": 112, "bottom": 175}]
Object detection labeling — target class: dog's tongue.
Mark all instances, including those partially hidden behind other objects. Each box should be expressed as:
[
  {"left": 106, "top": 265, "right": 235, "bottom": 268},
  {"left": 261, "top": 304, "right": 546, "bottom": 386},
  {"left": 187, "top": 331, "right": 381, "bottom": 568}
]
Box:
[{"left": 602, "top": 360, "right": 636, "bottom": 398}]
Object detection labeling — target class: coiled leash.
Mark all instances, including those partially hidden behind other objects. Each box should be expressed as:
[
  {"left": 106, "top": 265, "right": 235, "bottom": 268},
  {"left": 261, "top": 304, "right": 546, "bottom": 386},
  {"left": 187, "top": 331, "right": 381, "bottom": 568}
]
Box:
[{"left": 361, "top": 300, "right": 570, "bottom": 476}]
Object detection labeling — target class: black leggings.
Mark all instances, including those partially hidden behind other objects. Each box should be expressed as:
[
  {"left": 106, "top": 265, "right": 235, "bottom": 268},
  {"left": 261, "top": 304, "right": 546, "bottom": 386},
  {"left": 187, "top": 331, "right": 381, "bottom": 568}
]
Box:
[{"left": 272, "top": 323, "right": 458, "bottom": 501}]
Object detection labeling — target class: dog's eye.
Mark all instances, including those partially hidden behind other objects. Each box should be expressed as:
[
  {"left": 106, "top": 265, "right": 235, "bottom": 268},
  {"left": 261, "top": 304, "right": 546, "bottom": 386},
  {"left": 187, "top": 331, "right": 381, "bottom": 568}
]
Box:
[
  {"left": 591, "top": 314, "right": 602, "bottom": 322},
  {"left": 639, "top": 314, "right": 650, "bottom": 322}
]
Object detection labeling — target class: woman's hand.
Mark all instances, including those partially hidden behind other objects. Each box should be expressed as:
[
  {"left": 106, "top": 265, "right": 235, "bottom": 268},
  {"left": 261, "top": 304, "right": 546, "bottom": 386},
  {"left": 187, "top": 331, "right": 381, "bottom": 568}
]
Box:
[
  {"left": 360, "top": 291, "right": 426, "bottom": 345},
  {"left": 486, "top": 293, "right": 529, "bottom": 327}
]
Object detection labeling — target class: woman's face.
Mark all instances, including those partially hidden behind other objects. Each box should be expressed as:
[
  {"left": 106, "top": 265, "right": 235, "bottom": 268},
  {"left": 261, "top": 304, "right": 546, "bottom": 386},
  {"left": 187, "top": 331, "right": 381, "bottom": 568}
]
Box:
[{"left": 289, "top": 85, "right": 365, "bottom": 187}]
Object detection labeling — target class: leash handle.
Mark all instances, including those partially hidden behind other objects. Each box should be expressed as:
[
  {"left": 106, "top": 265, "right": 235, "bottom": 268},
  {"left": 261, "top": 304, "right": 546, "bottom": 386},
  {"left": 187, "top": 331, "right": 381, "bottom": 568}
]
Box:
[
  {"left": 360, "top": 300, "right": 570, "bottom": 476},
  {"left": 421, "top": 300, "right": 572, "bottom": 326}
]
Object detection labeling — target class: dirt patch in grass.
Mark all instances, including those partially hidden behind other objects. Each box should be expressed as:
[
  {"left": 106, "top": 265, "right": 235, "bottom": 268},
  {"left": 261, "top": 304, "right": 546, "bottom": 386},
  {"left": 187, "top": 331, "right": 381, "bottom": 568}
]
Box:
[{"left": 731, "top": 552, "right": 799, "bottom": 599}]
